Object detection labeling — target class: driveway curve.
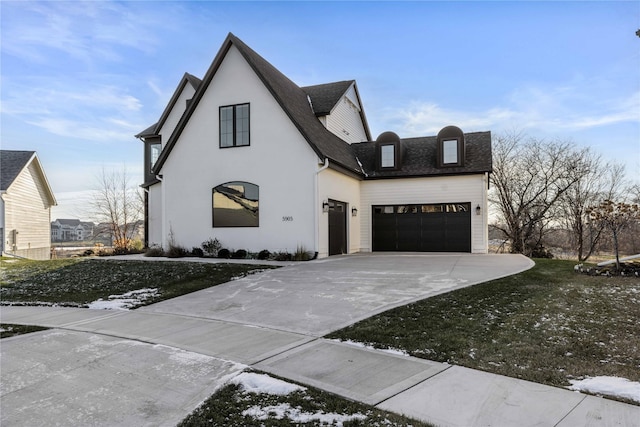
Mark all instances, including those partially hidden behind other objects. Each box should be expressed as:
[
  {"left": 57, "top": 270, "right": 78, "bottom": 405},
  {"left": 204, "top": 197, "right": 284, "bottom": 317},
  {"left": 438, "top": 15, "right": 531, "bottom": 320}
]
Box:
[{"left": 141, "top": 253, "right": 533, "bottom": 336}]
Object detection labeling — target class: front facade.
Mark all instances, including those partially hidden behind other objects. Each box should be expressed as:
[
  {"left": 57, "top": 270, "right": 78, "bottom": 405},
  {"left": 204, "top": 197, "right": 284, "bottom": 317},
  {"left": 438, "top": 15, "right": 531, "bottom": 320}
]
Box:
[
  {"left": 137, "top": 34, "right": 492, "bottom": 258},
  {"left": 51, "top": 219, "right": 96, "bottom": 242},
  {"left": 0, "top": 150, "right": 57, "bottom": 260}
]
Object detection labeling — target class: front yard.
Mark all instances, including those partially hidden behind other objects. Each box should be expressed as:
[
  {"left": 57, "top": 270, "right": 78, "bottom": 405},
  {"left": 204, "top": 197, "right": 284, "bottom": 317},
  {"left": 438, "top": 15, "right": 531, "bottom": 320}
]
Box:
[
  {"left": 0, "top": 257, "right": 275, "bottom": 309},
  {"left": 327, "top": 259, "right": 640, "bottom": 405}
]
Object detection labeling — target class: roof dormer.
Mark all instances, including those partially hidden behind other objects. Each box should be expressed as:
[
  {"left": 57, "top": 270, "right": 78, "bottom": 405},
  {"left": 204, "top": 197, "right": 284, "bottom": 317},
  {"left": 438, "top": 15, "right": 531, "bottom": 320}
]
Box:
[
  {"left": 437, "top": 125, "right": 465, "bottom": 168},
  {"left": 376, "top": 131, "right": 402, "bottom": 171}
]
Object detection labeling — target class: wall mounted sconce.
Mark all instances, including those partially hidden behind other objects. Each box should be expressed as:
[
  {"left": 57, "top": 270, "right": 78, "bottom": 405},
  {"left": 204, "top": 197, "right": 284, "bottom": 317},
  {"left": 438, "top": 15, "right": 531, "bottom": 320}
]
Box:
[
  {"left": 476, "top": 204, "right": 481, "bottom": 215},
  {"left": 351, "top": 206, "right": 358, "bottom": 217},
  {"left": 322, "top": 200, "right": 329, "bottom": 213}
]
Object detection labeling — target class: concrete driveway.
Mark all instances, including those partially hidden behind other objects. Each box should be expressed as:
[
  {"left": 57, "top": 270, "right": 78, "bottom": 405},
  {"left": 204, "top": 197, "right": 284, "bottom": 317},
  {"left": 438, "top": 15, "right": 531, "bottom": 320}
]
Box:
[
  {"left": 2, "top": 253, "right": 551, "bottom": 426},
  {"left": 140, "top": 252, "right": 534, "bottom": 335}
]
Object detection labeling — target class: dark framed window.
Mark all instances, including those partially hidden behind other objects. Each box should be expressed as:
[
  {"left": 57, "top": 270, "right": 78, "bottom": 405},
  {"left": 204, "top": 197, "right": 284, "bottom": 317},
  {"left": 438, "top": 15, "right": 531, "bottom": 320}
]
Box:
[
  {"left": 436, "top": 126, "right": 465, "bottom": 168},
  {"left": 212, "top": 181, "right": 259, "bottom": 227},
  {"left": 144, "top": 136, "right": 161, "bottom": 182},
  {"left": 220, "top": 103, "right": 250, "bottom": 148},
  {"left": 380, "top": 144, "right": 395, "bottom": 168}
]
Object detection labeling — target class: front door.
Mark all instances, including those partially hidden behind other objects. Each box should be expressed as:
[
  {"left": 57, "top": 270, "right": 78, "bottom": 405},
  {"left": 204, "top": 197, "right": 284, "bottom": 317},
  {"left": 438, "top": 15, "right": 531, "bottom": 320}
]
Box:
[{"left": 328, "top": 200, "right": 347, "bottom": 255}]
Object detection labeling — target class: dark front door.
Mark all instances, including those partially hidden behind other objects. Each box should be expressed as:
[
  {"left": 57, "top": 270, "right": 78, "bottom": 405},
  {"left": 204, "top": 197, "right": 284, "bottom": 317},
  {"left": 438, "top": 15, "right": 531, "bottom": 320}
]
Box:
[
  {"left": 328, "top": 200, "right": 347, "bottom": 255},
  {"left": 372, "top": 203, "right": 471, "bottom": 252}
]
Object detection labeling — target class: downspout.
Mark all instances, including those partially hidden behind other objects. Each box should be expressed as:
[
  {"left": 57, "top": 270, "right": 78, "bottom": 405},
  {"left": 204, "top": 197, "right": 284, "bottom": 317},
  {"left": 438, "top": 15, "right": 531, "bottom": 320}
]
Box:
[
  {"left": 314, "top": 158, "right": 330, "bottom": 256},
  {"left": 156, "top": 174, "right": 166, "bottom": 249}
]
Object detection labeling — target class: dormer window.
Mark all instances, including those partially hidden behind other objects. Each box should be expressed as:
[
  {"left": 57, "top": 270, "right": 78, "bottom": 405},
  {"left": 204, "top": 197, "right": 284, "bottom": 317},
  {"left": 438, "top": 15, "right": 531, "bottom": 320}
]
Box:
[
  {"left": 437, "top": 126, "right": 465, "bottom": 168},
  {"left": 376, "top": 131, "right": 402, "bottom": 171},
  {"left": 381, "top": 144, "right": 395, "bottom": 168}
]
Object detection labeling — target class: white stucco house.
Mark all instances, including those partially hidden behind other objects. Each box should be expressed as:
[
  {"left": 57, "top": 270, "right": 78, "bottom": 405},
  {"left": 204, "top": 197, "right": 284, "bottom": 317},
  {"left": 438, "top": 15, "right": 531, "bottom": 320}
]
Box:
[
  {"left": 136, "top": 33, "right": 492, "bottom": 258},
  {"left": 0, "top": 150, "right": 57, "bottom": 260}
]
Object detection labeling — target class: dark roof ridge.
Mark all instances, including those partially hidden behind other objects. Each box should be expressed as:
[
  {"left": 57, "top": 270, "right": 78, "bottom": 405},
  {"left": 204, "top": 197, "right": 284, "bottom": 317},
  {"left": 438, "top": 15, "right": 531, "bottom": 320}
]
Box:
[{"left": 152, "top": 32, "right": 363, "bottom": 175}]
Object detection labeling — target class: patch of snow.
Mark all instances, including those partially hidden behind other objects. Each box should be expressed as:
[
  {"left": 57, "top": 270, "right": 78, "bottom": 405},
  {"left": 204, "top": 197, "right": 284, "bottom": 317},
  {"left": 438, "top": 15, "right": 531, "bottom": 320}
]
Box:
[
  {"left": 332, "top": 339, "right": 410, "bottom": 357},
  {"left": 242, "top": 403, "right": 367, "bottom": 425},
  {"left": 88, "top": 288, "right": 159, "bottom": 310},
  {"left": 568, "top": 376, "right": 640, "bottom": 404},
  {"left": 231, "top": 372, "right": 306, "bottom": 396}
]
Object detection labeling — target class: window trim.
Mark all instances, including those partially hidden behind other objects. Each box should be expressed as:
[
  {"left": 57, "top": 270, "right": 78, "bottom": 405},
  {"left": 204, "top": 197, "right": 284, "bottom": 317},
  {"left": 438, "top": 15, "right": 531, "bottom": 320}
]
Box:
[
  {"left": 219, "top": 103, "right": 250, "bottom": 148},
  {"left": 437, "top": 136, "right": 464, "bottom": 167},
  {"left": 377, "top": 142, "right": 401, "bottom": 170}
]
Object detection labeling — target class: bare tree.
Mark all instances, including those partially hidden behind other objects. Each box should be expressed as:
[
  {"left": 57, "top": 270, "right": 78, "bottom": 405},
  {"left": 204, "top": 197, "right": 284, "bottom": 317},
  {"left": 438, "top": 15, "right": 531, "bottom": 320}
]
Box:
[
  {"left": 560, "top": 155, "right": 626, "bottom": 262},
  {"left": 490, "top": 131, "right": 590, "bottom": 256},
  {"left": 587, "top": 199, "right": 640, "bottom": 269},
  {"left": 91, "top": 167, "right": 143, "bottom": 252}
]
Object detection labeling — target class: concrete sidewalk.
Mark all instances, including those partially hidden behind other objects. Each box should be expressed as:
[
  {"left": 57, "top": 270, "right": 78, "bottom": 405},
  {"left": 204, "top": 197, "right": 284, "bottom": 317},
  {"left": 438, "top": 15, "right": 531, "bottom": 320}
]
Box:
[{"left": 2, "top": 254, "right": 639, "bottom": 426}]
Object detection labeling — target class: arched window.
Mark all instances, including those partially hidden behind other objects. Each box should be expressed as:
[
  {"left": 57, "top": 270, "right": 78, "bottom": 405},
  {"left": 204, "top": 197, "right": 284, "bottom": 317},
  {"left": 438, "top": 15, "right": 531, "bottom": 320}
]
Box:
[
  {"left": 437, "top": 126, "right": 465, "bottom": 167},
  {"left": 212, "top": 181, "right": 259, "bottom": 227}
]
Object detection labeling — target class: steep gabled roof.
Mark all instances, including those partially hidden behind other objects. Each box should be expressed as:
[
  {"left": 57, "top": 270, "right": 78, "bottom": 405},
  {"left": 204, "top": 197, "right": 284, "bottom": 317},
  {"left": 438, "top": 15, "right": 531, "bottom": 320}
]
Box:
[
  {"left": 0, "top": 150, "right": 57, "bottom": 205},
  {"left": 152, "top": 33, "right": 363, "bottom": 175},
  {"left": 302, "top": 80, "right": 354, "bottom": 116},
  {"left": 135, "top": 72, "right": 201, "bottom": 139},
  {"left": 1, "top": 150, "right": 35, "bottom": 191},
  {"left": 352, "top": 131, "right": 493, "bottom": 179}
]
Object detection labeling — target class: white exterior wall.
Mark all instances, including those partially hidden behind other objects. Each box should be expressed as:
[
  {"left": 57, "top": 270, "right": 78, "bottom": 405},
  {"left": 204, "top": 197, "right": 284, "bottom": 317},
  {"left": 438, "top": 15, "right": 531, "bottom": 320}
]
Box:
[
  {"left": 158, "top": 84, "right": 196, "bottom": 147},
  {"left": 317, "top": 167, "right": 361, "bottom": 257},
  {"left": 158, "top": 45, "right": 318, "bottom": 253},
  {"left": 324, "top": 84, "right": 368, "bottom": 144},
  {"left": 1, "top": 162, "right": 53, "bottom": 260},
  {"left": 360, "top": 174, "right": 489, "bottom": 253}
]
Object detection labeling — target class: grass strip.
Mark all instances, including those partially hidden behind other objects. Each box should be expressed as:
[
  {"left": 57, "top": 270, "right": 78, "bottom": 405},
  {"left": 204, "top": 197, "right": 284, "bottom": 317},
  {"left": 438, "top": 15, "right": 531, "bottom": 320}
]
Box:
[
  {"left": 327, "top": 259, "right": 640, "bottom": 397},
  {"left": 0, "top": 323, "right": 49, "bottom": 339},
  {"left": 1, "top": 258, "right": 276, "bottom": 308}
]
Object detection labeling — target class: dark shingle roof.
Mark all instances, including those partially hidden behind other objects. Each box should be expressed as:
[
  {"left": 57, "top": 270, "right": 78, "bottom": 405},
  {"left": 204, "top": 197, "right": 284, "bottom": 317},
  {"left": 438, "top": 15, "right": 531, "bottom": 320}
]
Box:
[
  {"left": 152, "top": 33, "right": 363, "bottom": 175},
  {"left": 0, "top": 150, "right": 35, "bottom": 191},
  {"left": 302, "top": 80, "right": 354, "bottom": 116},
  {"left": 352, "top": 131, "right": 492, "bottom": 178}
]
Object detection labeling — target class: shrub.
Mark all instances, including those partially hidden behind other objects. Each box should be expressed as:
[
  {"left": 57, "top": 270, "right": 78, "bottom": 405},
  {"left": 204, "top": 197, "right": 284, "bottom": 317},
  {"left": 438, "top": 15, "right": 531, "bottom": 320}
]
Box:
[
  {"left": 166, "top": 244, "right": 189, "bottom": 258},
  {"left": 257, "top": 249, "right": 271, "bottom": 260},
  {"left": 273, "top": 251, "right": 292, "bottom": 261},
  {"left": 232, "top": 249, "right": 247, "bottom": 259},
  {"left": 217, "top": 248, "right": 231, "bottom": 259},
  {"left": 293, "top": 245, "right": 313, "bottom": 261},
  {"left": 191, "top": 247, "right": 204, "bottom": 257},
  {"left": 202, "top": 238, "right": 222, "bottom": 257},
  {"left": 144, "top": 246, "right": 165, "bottom": 257}
]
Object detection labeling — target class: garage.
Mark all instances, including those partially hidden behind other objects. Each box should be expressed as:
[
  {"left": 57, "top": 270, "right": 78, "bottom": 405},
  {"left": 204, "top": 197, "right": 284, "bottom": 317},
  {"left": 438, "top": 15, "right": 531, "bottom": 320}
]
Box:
[{"left": 372, "top": 203, "right": 471, "bottom": 252}]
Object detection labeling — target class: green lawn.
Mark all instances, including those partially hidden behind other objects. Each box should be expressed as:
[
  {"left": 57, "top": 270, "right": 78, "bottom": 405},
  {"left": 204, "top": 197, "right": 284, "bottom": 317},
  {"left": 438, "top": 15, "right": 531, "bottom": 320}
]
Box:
[
  {"left": 0, "top": 258, "right": 276, "bottom": 308},
  {"left": 327, "top": 259, "right": 640, "bottom": 403}
]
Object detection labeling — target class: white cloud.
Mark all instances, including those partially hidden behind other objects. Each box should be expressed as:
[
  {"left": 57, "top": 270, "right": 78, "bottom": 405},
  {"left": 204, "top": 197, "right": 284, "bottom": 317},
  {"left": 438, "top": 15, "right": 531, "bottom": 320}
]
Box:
[{"left": 389, "top": 84, "right": 639, "bottom": 137}]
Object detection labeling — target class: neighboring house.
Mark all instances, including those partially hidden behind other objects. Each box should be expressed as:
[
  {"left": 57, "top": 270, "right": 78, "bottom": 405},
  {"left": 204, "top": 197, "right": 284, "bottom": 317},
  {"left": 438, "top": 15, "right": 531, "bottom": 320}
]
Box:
[
  {"left": 136, "top": 33, "right": 492, "bottom": 257},
  {"left": 0, "top": 150, "right": 57, "bottom": 260},
  {"left": 51, "top": 219, "right": 95, "bottom": 242}
]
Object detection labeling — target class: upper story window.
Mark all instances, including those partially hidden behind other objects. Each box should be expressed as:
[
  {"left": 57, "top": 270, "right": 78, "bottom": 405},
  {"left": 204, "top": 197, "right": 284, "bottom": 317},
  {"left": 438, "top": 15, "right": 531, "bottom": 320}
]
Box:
[
  {"left": 380, "top": 144, "right": 395, "bottom": 168},
  {"left": 144, "top": 136, "right": 161, "bottom": 183},
  {"left": 437, "top": 125, "right": 465, "bottom": 168},
  {"left": 220, "top": 103, "right": 250, "bottom": 148},
  {"left": 375, "top": 131, "right": 402, "bottom": 171},
  {"left": 212, "top": 181, "right": 259, "bottom": 227}
]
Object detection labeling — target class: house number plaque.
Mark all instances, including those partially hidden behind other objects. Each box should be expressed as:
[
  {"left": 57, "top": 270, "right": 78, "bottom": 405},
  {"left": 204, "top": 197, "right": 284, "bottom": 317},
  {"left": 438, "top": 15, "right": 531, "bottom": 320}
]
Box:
[{"left": 282, "top": 216, "right": 294, "bottom": 222}]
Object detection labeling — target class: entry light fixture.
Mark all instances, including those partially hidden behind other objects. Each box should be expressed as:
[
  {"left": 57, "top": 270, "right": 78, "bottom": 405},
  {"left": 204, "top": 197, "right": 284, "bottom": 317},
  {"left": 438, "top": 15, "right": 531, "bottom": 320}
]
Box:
[
  {"left": 322, "top": 200, "right": 329, "bottom": 213},
  {"left": 476, "top": 204, "right": 481, "bottom": 215},
  {"left": 351, "top": 206, "right": 358, "bottom": 217}
]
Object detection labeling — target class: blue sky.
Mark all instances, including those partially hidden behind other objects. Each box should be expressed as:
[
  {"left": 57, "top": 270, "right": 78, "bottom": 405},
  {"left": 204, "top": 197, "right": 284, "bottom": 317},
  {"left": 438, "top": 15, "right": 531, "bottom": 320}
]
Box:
[{"left": 1, "top": 1, "right": 639, "bottom": 221}]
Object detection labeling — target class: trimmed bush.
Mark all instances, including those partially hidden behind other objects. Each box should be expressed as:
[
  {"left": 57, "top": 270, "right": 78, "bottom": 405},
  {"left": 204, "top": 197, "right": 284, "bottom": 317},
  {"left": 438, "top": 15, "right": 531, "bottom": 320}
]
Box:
[
  {"left": 202, "top": 238, "right": 222, "bottom": 257},
  {"left": 273, "top": 251, "right": 292, "bottom": 261},
  {"left": 232, "top": 249, "right": 247, "bottom": 259},
  {"left": 191, "top": 247, "right": 204, "bottom": 257},
  {"left": 217, "top": 248, "right": 231, "bottom": 259},
  {"left": 257, "top": 249, "right": 271, "bottom": 260}
]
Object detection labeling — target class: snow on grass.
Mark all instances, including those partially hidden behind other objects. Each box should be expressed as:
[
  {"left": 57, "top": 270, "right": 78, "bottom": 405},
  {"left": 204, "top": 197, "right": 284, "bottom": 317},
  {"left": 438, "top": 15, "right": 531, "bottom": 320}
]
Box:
[
  {"left": 331, "top": 338, "right": 410, "bottom": 357},
  {"left": 231, "top": 372, "right": 306, "bottom": 395},
  {"left": 242, "top": 403, "right": 367, "bottom": 425},
  {"left": 88, "top": 288, "right": 159, "bottom": 310},
  {"left": 568, "top": 376, "right": 640, "bottom": 404}
]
